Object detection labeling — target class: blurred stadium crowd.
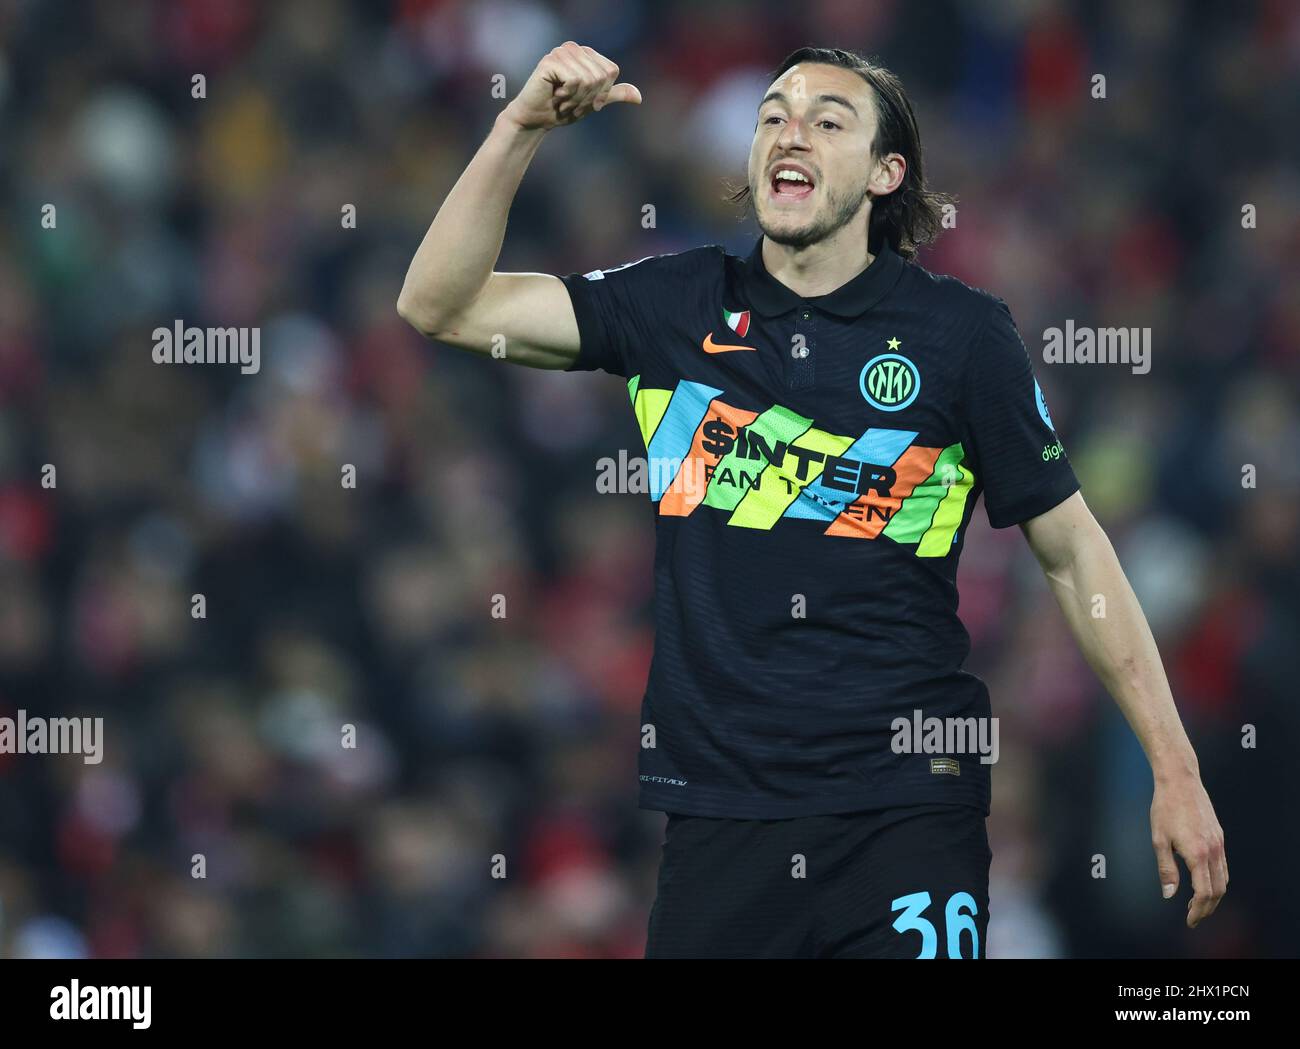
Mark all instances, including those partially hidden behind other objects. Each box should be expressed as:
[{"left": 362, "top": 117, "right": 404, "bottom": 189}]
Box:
[{"left": 1, "top": 0, "right": 1298, "bottom": 958}]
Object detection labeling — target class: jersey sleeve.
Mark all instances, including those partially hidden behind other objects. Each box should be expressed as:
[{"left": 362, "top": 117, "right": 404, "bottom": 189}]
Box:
[
  {"left": 963, "top": 297, "right": 1081, "bottom": 528},
  {"left": 559, "top": 254, "right": 671, "bottom": 378}
]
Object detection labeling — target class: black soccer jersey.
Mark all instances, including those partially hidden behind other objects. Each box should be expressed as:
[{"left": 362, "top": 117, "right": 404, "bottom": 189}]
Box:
[{"left": 561, "top": 237, "right": 1080, "bottom": 819}]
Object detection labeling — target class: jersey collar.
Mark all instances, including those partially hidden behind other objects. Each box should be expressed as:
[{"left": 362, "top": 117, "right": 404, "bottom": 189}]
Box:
[{"left": 742, "top": 235, "right": 904, "bottom": 319}]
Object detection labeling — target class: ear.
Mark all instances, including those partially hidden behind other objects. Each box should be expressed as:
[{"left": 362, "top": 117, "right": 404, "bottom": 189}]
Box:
[{"left": 871, "top": 152, "right": 906, "bottom": 197}]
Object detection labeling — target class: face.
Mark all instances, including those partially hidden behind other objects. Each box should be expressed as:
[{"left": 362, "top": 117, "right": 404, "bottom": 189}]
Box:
[{"left": 747, "top": 63, "right": 898, "bottom": 250}]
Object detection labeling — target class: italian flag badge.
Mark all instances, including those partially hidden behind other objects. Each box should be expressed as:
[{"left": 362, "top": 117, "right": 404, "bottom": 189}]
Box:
[{"left": 723, "top": 308, "right": 750, "bottom": 338}]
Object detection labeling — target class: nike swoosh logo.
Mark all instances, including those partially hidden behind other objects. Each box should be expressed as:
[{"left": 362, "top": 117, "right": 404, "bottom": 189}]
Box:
[{"left": 702, "top": 332, "right": 755, "bottom": 353}]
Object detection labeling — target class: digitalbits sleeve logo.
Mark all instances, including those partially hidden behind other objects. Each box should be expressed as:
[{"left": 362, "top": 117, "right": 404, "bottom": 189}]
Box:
[{"left": 1034, "top": 378, "right": 1054, "bottom": 430}]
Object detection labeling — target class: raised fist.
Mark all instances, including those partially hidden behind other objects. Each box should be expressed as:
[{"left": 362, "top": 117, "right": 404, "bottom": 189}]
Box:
[{"left": 502, "top": 41, "right": 641, "bottom": 131}]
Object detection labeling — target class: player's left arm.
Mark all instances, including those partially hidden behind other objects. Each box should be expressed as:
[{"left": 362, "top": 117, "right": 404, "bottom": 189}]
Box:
[{"left": 1020, "top": 491, "right": 1228, "bottom": 928}]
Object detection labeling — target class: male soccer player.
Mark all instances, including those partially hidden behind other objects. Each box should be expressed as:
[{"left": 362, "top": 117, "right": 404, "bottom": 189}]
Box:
[{"left": 397, "top": 43, "right": 1228, "bottom": 957}]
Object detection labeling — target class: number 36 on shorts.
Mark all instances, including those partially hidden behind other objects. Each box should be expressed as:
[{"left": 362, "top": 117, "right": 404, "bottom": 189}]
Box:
[{"left": 891, "top": 890, "right": 982, "bottom": 959}]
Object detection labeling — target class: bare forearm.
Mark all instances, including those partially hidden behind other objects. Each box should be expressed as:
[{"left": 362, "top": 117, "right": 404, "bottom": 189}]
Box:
[
  {"left": 394, "top": 45, "right": 637, "bottom": 363},
  {"left": 1024, "top": 495, "right": 1226, "bottom": 924},
  {"left": 397, "top": 114, "right": 546, "bottom": 331},
  {"left": 1039, "top": 524, "right": 1197, "bottom": 781}
]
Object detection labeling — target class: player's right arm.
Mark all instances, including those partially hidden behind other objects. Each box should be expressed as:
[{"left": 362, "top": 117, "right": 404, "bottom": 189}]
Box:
[{"left": 396, "top": 42, "right": 641, "bottom": 369}]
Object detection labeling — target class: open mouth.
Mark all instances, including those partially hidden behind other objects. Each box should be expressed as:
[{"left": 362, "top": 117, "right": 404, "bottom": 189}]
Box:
[{"left": 769, "top": 163, "right": 815, "bottom": 202}]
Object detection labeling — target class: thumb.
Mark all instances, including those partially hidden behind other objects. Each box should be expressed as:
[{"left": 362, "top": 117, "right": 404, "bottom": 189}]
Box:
[
  {"left": 603, "top": 82, "right": 642, "bottom": 106},
  {"left": 1154, "top": 838, "right": 1179, "bottom": 899}
]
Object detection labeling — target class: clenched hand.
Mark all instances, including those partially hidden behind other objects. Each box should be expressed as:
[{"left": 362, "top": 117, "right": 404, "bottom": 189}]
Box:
[{"left": 502, "top": 41, "right": 641, "bottom": 131}]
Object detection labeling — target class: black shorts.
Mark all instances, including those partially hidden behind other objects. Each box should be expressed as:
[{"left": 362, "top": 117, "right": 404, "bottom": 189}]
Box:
[{"left": 645, "top": 803, "right": 991, "bottom": 958}]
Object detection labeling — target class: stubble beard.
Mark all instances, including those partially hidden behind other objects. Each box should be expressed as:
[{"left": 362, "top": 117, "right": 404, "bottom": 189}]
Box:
[{"left": 754, "top": 176, "right": 874, "bottom": 251}]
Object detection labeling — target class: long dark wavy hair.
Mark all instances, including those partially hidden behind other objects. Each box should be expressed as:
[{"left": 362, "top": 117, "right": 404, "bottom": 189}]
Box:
[{"left": 730, "top": 47, "right": 953, "bottom": 260}]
